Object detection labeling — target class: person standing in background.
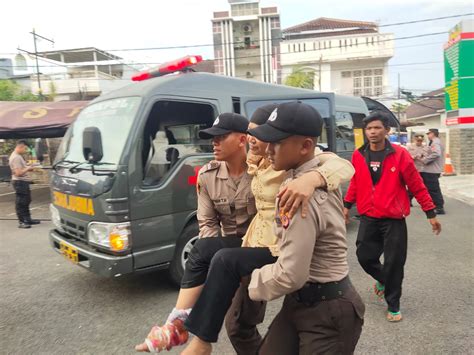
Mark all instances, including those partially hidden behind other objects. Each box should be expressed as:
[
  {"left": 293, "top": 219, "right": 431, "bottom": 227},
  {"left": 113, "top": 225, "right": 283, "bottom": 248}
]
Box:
[
  {"left": 421, "top": 129, "right": 446, "bottom": 215},
  {"left": 8, "top": 140, "right": 40, "bottom": 229}
]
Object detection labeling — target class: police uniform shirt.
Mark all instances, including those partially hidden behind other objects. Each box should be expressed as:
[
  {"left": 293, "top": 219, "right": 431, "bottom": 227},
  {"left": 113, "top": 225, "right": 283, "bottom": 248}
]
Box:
[
  {"left": 407, "top": 143, "right": 429, "bottom": 172},
  {"left": 248, "top": 157, "right": 349, "bottom": 302},
  {"left": 197, "top": 160, "right": 256, "bottom": 238},
  {"left": 9, "top": 151, "right": 30, "bottom": 181}
]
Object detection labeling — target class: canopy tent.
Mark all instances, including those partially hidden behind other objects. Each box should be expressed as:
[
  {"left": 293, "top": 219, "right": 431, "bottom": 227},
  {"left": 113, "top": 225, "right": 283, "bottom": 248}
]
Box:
[{"left": 0, "top": 101, "right": 89, "bottom": 139}]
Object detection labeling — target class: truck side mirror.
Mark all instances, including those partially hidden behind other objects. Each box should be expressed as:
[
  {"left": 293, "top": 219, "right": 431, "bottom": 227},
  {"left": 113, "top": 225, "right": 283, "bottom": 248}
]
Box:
[
  {"left": 83, "top": 127, "right": 103, "bottom": 163},
  {"left": 34, "top": 138, "right": 47, "bottom": 163}
]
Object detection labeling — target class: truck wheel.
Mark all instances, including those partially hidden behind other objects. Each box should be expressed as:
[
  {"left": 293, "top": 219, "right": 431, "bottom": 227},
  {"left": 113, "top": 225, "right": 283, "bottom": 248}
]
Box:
[{"left": 168, "top": 222, "right": 199, "bottom": 287}]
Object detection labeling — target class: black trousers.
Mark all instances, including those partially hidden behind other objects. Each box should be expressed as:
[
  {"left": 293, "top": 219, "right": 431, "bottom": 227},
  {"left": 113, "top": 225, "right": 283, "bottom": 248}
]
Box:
[
  {"left": 185, "top": 247, "right": 277, "bottom": 343},
  {"left": 356, "top": 216, "right": 407, "bottom": 312},
  {"left": 12, "top": 180, "right": 32, "bottom": 222},
  {"left": 181, "top": 236, "right": 243, "bottom": 288},
  {"left": 420, "top": 172, "right": 444, "bottom": 209}
]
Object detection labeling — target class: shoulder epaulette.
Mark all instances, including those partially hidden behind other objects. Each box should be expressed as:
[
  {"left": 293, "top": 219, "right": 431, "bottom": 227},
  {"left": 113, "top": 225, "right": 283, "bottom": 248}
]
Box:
[{"left": 199, "top": 160, "right": 221, "bottom": 175}]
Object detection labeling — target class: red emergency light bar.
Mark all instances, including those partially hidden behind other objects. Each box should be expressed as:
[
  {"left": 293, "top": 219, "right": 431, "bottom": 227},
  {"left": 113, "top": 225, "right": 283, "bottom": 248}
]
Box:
[{"left": 132, "top": 55, "right": 203, "bottom": 81}]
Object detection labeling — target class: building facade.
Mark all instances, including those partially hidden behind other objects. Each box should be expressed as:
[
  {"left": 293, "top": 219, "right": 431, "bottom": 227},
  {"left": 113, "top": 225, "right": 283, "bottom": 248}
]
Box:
[
  {"left": 211, "top": 0, "right": 281, "bottom": 84},
  {"left": 29, "top": 47, "right": 139, "bottom": 101},
  {"left": 281, "top": 18, "right": 394, "bottom": 97}
]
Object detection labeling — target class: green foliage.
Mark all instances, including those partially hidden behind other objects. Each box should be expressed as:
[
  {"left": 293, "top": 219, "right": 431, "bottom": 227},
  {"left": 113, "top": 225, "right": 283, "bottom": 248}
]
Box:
[
  {"left": 0, "top": 80, "right": 39, "bottom": 102},
  {"left": 284, "top": 68, "right": 315, "bottom": 90}
]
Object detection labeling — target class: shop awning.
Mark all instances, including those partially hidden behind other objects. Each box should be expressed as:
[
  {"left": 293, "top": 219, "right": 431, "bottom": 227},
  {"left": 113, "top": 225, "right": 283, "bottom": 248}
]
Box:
[{"left": 0, "top": 101, "right": 89, "bottom": 139}]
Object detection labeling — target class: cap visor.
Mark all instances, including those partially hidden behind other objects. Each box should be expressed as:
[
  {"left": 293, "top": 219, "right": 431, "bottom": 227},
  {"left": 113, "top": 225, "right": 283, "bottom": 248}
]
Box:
[
  {"left": 199, "top": 126, "right": 232, "bottom": 139},
  {"left": 248, "top": 123, "right": 292, "bottom": 143}
]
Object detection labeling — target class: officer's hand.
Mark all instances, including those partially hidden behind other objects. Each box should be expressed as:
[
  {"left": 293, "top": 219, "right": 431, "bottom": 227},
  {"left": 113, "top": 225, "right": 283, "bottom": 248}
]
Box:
[
  {"left": 278, "top": 171, "right": 324, "bottom": 218},
  {"left": 429, "top": 218, "right": 441, "bottom": 235},
  {"left": 343, "top": 208, "right": 350, "bottom": 225},
  {"left": 27, "top": 166, "right": 35, "bottom": 171}
]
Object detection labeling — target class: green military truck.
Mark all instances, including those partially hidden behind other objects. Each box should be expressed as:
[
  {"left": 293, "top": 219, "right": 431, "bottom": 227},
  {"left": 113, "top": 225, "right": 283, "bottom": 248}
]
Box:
[{"left": 48, "top": 56, "right": 397, "bottom": 285}]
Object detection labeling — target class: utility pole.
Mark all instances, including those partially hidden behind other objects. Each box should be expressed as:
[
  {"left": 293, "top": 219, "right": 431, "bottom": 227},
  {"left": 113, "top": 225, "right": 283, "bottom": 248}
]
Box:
[{"left": 18, "top": 29, "right": 54, "bottom": 100}]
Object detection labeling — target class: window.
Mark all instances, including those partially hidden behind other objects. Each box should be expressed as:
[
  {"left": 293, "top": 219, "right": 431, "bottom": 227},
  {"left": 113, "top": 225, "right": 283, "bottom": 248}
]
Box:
[
  {"left": 335, "top": 112, "right": 355, "bottom": 152},
  {"left": 271, "top": 17, "right": 280, "bottom": 29},
  {"left": 244, "top": 37, "right": 251, "bottom": 49},
  {"left": 364, "top": 77, "right": 372, "bottom": 87},
  {"left": 342, "top": 71, "right": 351, "bottom": 78},
  {"left": 374, "top": 87, "right": 383, "bottom": 96},
  {"left": 212, "top": 22, "right": 222, "bottom": 34},
  {"left": 353, "top": 77, "right": 362, "bottom": 88},
  {"left": 56, "top": 97, "right": 141, "bottom": 168},
  {"left": 142, "top": 101, "right": 215, "bottom": 186},
  {"left": 374, "top": 68, "right": 383, "bottom": 75},
  {"left": 293, "top": 44, "right": 296, "bottom": 52},
  {"left": 353, "top": 70, "right": 362, "bottom": 77},
  {"left": 374, "top": 76, "right": 383, "bottom": 86},
  {"left": 364, "top": 88, "right": 372, "bottom": 96},
  {"left": 363, "top": 69, "right": 372, "bottom": 76},
  {"left": 298, "top": 43, "right": 301, "bottom": 52},
  {"left": 329, "top": 41, "right": 332, "bottom": 49},
  {"left": 303, "top": 43, "right": 306, "bottom": 52},
  {"left": 313, "top": 42, "right": 316, "bottom": 50},
  {"left": 353, "top": 89, "right": 362, "bottom": 96}
]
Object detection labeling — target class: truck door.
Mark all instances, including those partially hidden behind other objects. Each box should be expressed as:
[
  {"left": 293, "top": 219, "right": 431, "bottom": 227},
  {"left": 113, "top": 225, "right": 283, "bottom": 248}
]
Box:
[
  {"left": 128, "top": 97, "right": 218, "bottom": 271},
  {"left": 241, "top": 93, "right": 336, "bottom": 153}
]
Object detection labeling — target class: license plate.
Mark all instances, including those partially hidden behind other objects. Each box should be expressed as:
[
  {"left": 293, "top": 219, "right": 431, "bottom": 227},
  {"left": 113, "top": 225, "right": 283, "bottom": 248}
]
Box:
[{"left": 59, "top": 242, "right": 79, "bottom": 264}]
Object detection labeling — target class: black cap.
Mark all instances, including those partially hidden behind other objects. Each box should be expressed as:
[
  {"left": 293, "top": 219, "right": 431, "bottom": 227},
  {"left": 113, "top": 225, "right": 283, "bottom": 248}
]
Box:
[
  {"left": 250, "top": 104, "right": 279, "bottom": 125},
  {"left": 247, "top": 101, "right": 323, "bottom": 143},
  {"left": 427, "top": 128, "right": 439, "bottom": 135},
  {"left": 199, "top": 113, "right": 249, "bottom": 139}
]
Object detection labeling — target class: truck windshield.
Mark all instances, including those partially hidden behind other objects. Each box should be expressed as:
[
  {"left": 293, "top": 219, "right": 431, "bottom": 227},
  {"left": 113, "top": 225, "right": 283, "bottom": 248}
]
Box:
[{"left": 55, "top": 97, "right": 141, "bottom": 168}]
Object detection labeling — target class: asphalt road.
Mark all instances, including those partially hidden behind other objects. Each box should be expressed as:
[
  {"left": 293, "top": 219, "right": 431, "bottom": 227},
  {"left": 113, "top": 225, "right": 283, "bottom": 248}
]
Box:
[{"left": 0, "top": 192, "right": 472, "bottom": 354}]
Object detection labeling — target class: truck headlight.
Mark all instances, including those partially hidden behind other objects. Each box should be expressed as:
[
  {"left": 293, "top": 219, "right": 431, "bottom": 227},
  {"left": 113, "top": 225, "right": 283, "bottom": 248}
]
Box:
[
  {"left": 88, "top": 222, "right": 131, "bottom": 252},
  {"left": 49, "top": 204, "right": 64, "bottom": 232}
]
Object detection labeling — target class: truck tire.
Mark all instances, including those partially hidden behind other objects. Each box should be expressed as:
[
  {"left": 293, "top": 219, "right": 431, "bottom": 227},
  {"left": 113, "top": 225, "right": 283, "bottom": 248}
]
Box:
[{"left": 168, "top": 221, "right": 199, "bottom": 287}]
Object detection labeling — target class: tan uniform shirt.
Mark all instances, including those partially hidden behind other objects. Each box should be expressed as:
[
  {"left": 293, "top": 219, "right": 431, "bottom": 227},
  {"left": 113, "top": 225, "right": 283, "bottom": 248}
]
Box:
[
  {"left": 197, "top": 161, "right": 256, "bottom": 237},
  {"left": 406, "top": 143, "right": 429, "bottom": 172},
  {"left": 242, "top": 149, "right": 354, "bottom": 257},
  {"left": 9, "top": 152, "right": 30, "bottom": 181},
  {"left": 249, "top": 157, "right": 349, "bottom": 302}
]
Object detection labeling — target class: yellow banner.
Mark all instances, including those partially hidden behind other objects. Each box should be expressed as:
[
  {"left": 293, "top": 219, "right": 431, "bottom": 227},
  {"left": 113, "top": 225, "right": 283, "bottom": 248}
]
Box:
[{"left": 53, "top": 191, "right": 95, "bottom": 216}]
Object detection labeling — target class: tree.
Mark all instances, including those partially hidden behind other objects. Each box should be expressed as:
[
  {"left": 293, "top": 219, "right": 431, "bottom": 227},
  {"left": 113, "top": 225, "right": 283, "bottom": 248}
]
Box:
[
  {"left": 0, "top": 80, "right": 39, "bottom": 102},
  {"left": 284, "top": 68, "right": 315, "bottom": 90}
]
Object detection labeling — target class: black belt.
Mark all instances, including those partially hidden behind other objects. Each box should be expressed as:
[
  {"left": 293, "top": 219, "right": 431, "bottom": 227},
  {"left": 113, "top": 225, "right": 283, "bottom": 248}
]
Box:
[{"left": 291, "top": 276, "right": 351, "bottom": 306}]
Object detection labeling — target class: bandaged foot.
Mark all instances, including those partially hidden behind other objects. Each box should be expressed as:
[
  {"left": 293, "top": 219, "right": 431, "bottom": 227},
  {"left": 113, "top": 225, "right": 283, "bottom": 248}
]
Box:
[
  {"left": 166, "top": 307, "right": 191, "bottom": 324},
  {"left": 135, "top": 319, "right": 189, "bottom": 353}
]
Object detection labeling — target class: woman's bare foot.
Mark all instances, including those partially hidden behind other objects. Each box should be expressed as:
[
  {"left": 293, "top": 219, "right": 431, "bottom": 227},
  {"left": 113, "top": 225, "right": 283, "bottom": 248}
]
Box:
[{"left": 180, "top": 337, "right": 212, "bottom": 355}]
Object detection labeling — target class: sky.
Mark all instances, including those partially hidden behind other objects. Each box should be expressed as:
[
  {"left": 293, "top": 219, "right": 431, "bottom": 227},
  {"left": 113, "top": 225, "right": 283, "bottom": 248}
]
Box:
[{"left": 1, "top": 0, "right": 472, "bottom": 97}]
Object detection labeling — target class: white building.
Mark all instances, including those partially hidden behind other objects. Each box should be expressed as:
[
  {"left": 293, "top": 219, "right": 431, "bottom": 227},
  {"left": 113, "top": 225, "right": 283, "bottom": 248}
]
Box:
[
  {"left": 281, "top": 18, "right": 394, "bottom": 97},
  {"left": 211, "top": 0, "right": 281, "bottom": 84},
  {"left": 31, "top": 47, "right": 139, "bottom": 101}
]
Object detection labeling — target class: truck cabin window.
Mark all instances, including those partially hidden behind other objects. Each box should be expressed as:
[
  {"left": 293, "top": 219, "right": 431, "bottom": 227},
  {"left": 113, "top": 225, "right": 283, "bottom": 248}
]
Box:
[
  {"left": 335, "top": 112, "right": 365, "bottom": 152},
  {"left": 142, "top": 101, "right": 215, "bottom": 186}
]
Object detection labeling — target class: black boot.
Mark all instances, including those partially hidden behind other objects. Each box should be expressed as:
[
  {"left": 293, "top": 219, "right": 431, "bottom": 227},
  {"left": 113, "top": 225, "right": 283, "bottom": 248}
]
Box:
[
  {"left": 18, "top": 222, "right": 31, "bottom": 229},
  {"left": 25, "top": 218, "right": 41, "bottom": 225}
]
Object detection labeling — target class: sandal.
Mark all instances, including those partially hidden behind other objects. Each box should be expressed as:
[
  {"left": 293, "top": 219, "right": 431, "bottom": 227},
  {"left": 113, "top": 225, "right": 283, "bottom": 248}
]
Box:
[
  {"left": 387, "top": 311, "right": 402, "bottom": 322},
  {"left": 142, "top": 319, "right": 189, "bottom": 352},
  {"left": 373, "top": 282, "right": 385, "bottom": 299}
]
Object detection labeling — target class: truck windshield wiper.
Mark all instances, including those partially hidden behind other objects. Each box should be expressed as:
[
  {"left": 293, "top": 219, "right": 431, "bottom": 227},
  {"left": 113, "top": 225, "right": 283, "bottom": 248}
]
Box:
[
  {"left": 69, "top": 161, "right": 117, "bottom": 175},
  {"left": 52, "top": 159, "right": 78, "bottom": 171}
]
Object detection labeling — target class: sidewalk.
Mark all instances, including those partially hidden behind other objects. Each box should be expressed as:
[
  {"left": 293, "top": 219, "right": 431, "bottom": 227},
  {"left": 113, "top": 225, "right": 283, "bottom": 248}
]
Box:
[{"left": 440, "top": 174, "right": 474, "bottom": 206}]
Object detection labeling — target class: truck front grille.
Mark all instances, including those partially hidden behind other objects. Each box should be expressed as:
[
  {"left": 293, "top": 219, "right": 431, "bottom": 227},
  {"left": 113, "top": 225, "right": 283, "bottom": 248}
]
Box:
[{"left": 60, "top": 218, "right": 86, "bottom": 241}]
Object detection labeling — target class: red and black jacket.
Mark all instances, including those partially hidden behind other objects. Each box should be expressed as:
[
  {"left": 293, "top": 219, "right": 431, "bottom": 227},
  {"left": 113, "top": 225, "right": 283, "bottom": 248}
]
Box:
[{"left": 344, "top": 141, "right": 436, "bottom": 219}]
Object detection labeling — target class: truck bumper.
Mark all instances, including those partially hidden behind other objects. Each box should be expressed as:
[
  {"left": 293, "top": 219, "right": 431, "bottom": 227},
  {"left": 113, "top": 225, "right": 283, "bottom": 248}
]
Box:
[{"left": 49, "top": 229, "right": 133, "bottom": 277}]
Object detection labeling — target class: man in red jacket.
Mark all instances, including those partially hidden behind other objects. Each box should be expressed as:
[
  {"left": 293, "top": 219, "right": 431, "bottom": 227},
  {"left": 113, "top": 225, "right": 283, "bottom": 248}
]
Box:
[{"left": 343, "top": 111, "right": 441, "bottom": 322}]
